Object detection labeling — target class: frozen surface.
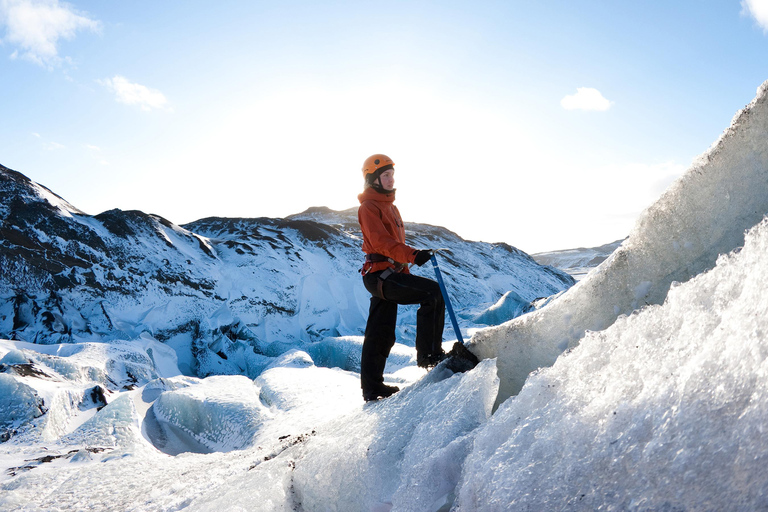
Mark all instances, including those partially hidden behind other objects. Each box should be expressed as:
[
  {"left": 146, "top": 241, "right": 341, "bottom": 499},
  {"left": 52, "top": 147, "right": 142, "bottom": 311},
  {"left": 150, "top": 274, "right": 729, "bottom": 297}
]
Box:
[
  {"left": 2, "top": 81, "right": 768, "bottom": 510},
  {"left": 291, "top": 359, "right": 499, "bottom": 512},
  {"left": 472, "top": 79, "right": 768, "bottom": 400},
  {"left": 0, "top": 334, "right": 495, "bottom": 511},
  {"left": 150, "top": 375, "right": 271, "bottom": 454},
  {"left": 456, "top": 214, "right": 768, "bottom": 511},
  {"left": 0, "top": 374, "right": 45, "bottom": 439},
  {"left": 472, "top": 290, "right": 533, "bottom": 325}
]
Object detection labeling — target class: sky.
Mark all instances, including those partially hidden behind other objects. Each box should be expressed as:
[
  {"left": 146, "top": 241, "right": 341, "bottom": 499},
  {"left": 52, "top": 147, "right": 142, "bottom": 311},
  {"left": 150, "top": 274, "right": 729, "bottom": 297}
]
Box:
[{"left": 1, "top": 1, "right": 767, "bottom": 253}]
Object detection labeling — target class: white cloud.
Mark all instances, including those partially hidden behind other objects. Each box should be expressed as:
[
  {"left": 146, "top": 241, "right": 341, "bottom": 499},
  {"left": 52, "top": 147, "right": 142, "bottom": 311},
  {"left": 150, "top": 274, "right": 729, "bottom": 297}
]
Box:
[
  {"left": 742, "top": 0, "right": 768, "bottom": 32},
  {"left": 561, "top": 87, "right": 614, "bottom": 111},
  {"left": 32, "top": 131, "right": 65, "bottom": 149},
  {"left": 0, "top": 0, "right": 100, "bottom": 67},
  {"left": 84, "top": 143, "right": 108, "bottom": 164},
  {"left": 44, "top": 140, "right": 65, "bottom": 150},
  {"left": 98, "top": 75, "right": 170, "bottom": 112}
]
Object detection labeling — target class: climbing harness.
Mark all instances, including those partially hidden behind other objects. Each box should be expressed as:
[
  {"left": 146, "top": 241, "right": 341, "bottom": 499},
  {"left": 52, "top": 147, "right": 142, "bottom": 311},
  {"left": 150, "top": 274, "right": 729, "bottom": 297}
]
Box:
[{"left": 360, "top": 253, "right": 407, "bottom": 300}]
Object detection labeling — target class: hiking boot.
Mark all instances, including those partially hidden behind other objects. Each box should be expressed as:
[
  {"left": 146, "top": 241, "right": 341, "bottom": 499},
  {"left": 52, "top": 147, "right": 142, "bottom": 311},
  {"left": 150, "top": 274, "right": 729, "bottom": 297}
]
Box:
[
  {"left": 380, "top": 384, "right": 399, "bottom": 397},
  {"left": 417, "top": 350, "right": 447, "bottom": 369},
  {"left": 363, "top": 383, "right": 400, "bottom": 402}
]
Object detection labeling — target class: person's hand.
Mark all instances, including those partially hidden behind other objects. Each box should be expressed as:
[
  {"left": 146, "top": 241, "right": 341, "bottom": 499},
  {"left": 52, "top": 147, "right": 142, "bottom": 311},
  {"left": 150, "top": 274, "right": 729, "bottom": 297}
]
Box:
[{"left": 414, "top": 250, "right": 433, "bottom": 267}]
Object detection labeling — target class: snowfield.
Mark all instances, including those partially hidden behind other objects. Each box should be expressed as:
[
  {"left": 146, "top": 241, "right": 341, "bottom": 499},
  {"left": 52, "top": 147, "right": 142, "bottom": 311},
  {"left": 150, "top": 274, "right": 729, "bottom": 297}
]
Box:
[{"left": 1, "top": 78, "right": 768, "bottom": 511}]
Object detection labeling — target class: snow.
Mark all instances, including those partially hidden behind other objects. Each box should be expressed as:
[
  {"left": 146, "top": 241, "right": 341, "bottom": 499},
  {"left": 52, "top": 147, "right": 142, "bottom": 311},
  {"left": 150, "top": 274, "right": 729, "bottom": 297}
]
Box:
[
  {"left": 28, "top": 182, "right": 83, "bottom": 218},
  {"left": 1, "top": 79, "right": 768, "bottom": 510}
]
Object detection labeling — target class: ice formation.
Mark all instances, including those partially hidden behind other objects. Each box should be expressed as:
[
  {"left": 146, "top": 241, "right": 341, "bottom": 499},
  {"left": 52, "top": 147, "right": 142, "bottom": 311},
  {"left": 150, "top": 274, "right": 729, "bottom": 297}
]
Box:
[
  {"left": 291, "top": 360, "right": 499, "bottom": 511},
  {"left": 1, "top": 80, "right": 768, "bottom": 511},
  {"left": 472, "top": 79, "right": 768, "bottom": 400},
  {"left": 455, "top": 213, "right": 768, "bottom": 510}
]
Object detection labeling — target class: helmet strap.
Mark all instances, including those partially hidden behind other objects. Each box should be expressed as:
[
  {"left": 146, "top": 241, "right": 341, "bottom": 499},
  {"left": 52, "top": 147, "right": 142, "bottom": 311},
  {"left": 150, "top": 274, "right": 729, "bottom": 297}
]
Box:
[
  {"left": 371, "top": 178, "right": 395, "bottom": 194},
  {"left": 365, "top": 165, "right": 394, "bottom": 193}
]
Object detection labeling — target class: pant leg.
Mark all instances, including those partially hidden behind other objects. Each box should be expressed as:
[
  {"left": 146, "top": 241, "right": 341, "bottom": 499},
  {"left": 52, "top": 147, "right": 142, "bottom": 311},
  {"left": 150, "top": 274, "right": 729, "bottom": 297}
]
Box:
[
  {"left": 379, "top": 272, "right": 446, "bottom": 359},
  {"left": 360, "top": 292, "right": 398, "bottom": 392}
]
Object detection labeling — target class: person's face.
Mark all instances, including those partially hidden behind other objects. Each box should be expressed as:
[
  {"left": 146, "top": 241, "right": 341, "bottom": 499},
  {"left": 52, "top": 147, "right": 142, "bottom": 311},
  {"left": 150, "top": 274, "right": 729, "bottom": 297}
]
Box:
[{"left": 379, "top": 168, "right": 395, "bottom": 191}]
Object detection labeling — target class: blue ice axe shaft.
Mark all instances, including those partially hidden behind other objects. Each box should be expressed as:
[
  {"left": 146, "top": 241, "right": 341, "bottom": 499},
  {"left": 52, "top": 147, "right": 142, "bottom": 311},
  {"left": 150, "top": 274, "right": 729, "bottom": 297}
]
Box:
[{"left": 430, "top": 253, "right": 464, "bottom": 344}]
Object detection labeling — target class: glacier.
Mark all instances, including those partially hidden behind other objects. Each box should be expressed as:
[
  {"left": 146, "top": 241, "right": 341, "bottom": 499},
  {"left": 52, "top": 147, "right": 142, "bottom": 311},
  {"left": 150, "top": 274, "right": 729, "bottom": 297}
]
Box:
[
  {"left": 1, "top": 78, "right": 768, "bottom": 511},
  {"left": 0, "top": 169, "right": 572, "bottom": 378},
  {"left": 472, "top": 78, "right": 768, "bottom": 401},
  {"left": 457, "top": 214, "right": 768, "bottom": 510}
]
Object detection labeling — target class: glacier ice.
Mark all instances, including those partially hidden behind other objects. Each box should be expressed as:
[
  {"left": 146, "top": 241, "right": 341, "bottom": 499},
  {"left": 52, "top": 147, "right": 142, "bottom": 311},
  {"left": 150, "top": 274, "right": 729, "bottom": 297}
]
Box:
[
  {"left": 2, "top": 80, "right": 768, "bottom": 511},
  {"left": 291, "top": 360, "right": 499, "bottom": 511},
  {"left": 472, "top": 289, "right": 532, "bottom": 325},
  {"left": 454, "top": 213, "right": 768, "bottom": 511},
  {"left": 0, "top": 374, "right": 46, "bottom": 440},
  {"left": 472, "top": 78, "right": 768, "bottom": 401},
  {"left": 150, "top": 375, "right": 271, "bottom": 454}
]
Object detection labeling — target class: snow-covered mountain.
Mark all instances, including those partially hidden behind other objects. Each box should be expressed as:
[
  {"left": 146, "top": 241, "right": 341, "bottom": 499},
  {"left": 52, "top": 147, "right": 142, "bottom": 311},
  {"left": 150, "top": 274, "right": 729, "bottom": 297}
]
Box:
[
  {"left": 0, "top": 165, "right": 573, "bottom": 380},
  {"left": 2, "top": 79, "right": 768, "bottom": 511},
  {"left": 533, "top": 238, "right": 624, "bottom": 280}
]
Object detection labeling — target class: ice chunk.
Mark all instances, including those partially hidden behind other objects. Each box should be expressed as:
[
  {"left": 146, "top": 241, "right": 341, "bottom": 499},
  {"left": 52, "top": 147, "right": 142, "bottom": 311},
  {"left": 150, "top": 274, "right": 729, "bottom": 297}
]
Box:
[
  {"left": 150, "top": 375, "right": 271, "bottom": 453},
  {"left": 0, "top": 350, "right": 28, "bottom": 365},
  {"left": 63, "top": 394, "right": 141, "bottom": 449},
  {"left": 306, "top": 336, "right": 414, "bottom": 374},
  {"left": 472, "top": 290, "right": 532, "bottom": 325},
  {"left": 256, "top": 364, "right": 361, "bottom": 413},
  {"left": 0, "top": 373, "right": 46, "bottom": 440},
  {"left": 264, "top": 349, "right": 314, "bottom": 370},
  {"left": 137, "top": 334, "right": 181, "bottom": 378}
]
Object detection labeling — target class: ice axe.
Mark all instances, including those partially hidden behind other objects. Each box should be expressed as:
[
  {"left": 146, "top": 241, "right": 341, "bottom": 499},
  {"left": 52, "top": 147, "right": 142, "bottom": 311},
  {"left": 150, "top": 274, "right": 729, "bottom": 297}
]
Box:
[
  {"left": 429, "top": 250, "right": 463, "bottom": 344},
  {"left": 429, "top": 250, "right": 479, "bottom": 371}
]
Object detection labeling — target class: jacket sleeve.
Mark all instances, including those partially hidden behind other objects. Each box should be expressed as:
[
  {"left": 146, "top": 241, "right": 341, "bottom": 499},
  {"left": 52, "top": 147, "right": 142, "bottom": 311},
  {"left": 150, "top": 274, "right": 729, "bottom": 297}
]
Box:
[{"left": 359, "top": 201, "right": 418, "bottom": 264}]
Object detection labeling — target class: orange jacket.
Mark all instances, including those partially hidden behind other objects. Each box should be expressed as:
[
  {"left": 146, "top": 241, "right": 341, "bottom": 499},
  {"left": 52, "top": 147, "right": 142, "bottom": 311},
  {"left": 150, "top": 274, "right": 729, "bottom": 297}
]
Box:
[{"left": 358, "top": 187, "right": 418, "bottom": 274}]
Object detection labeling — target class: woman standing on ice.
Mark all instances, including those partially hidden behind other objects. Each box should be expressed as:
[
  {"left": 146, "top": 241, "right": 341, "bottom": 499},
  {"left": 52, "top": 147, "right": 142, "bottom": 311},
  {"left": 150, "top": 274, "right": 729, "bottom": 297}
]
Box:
[{"left": 358, "top": 154, "right": 446, "bottom": 402}]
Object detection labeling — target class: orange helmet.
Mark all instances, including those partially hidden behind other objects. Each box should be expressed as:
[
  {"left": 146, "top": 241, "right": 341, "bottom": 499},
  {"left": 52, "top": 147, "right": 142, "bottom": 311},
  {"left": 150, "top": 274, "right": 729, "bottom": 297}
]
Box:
[{"left": 362, "top": 154, "right": 394, "bottom": 179}]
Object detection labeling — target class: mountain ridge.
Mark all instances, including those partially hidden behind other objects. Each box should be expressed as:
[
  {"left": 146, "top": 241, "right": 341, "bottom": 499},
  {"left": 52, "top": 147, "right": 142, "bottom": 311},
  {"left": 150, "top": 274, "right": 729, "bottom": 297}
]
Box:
[
  {"left": 532, "top": 238, "right": 625, "bottom": 279},
  {"left": 0, "top": 164, "right": 574, "bottom": 379}
]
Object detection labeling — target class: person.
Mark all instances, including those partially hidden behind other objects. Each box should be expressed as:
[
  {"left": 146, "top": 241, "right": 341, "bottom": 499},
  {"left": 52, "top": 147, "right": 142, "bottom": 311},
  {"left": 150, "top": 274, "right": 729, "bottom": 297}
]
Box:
[{"left": 357, "top": 154, "right": 447, "bottom": 402}]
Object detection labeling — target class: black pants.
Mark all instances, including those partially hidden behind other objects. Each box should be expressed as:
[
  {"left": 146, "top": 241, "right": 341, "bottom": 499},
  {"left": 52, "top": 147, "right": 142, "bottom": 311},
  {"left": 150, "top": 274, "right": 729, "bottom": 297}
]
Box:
[{"left": 360, "top": 270, "right": 445, "bottom": 392}]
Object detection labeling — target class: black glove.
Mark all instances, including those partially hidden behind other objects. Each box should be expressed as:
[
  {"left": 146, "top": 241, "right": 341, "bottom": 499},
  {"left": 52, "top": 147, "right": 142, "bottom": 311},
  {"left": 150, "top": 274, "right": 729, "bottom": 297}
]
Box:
[{"left": 413, "top": 250, "right": 432, "bottom": 267}]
